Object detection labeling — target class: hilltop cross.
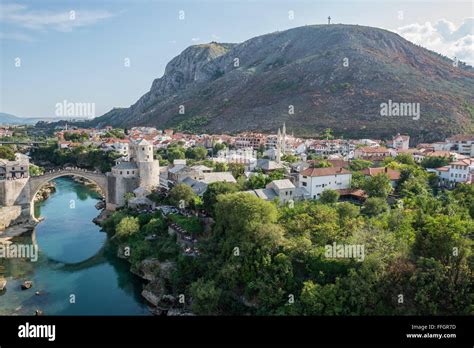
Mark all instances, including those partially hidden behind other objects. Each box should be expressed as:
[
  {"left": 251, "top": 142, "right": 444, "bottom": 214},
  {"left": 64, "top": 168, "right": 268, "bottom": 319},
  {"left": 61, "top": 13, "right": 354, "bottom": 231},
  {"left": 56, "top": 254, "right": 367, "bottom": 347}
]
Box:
[{"left": 328, "top": 16, "right": 331, "bottom": 25}]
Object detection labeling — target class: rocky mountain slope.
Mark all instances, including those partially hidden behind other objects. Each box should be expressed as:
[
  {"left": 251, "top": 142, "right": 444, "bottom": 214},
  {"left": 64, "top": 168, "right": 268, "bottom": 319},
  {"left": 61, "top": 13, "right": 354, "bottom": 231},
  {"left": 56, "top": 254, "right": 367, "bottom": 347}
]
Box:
[{"left": 90, "top": 24, "right": 474, "bottom": 142}]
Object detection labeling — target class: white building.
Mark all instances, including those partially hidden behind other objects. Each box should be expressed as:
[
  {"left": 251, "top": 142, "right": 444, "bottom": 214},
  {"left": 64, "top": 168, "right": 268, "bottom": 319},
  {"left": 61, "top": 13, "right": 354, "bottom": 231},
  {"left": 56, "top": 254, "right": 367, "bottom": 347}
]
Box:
[
  {"left": 435, "top": 158, "right": 474, "bottom": 187},
  {"left": 447, "top": 135, "right": 474, "bottom": 157},
  {"left": 391, "top": 134, "right": 410, "bottom": 150},
  {"left": 103, "top": 139, "right": 130, "bottom": 160},
  {"left": 298, "top": 167, "right": 352, "bottom": 200},
  {"left": 246, "top": 179, "right": 309, "bottom": 204},
  {"left": 213, "top": 148, "right": 257, "bottom": 171}
]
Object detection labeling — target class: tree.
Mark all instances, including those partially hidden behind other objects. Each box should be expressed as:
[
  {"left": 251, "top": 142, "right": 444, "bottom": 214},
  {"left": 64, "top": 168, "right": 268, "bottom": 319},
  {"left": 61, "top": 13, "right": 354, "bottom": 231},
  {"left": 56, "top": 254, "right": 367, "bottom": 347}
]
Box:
[
  {"left": 312, "top": 160, "right": 333, "bottom": 168},
  {"left": 213, "top": 142, "right": 226, "bottom": 154},
  {"left": 268, "top": 169, "right": 286, "bottom": 181},
  {"left": 363, "top": 173, "right": 393, "bottom": 198},
  {"left": 349, "top": 159, "right": 372, "bottom": 171},
  {"left": 337, "top": 202, "right": 360, "bottom": 221},
  {"left": 169, "top": 183, "right": 196, "bottom": 208},
  {"left": 228, "top": 163, "right": 245, "bottom": 179},
  {"left": 186, "top": 146, "right": 208, "bottom": 160},
  {"left": 362, "top": 197, "right": 389, "bottom": 217},
  {"left": 116, "top": 216, "right": 140, "bottom": 239},
  {"left": 281, "top": 154, "right": 298, "bottom": 163},
  {"left": 0, "top": 145, "right": 15, "bottom": 160},
  {"left": 421, "top": 156, "right": 450, "bottom": 169},
  {"left": 29, "top": 164, "right": 44, "bottom": 176},
  {"left": 189, "top": 278, "right": 222, "bottom": 315},
  {"left": 124, "top": 192, "right": 135, "bottom": 206},
  {"left": 319, "top": 189, "right": 340, "bottom": 204},
  {"left": 203, "top": 181, "right": 240, "bottom": 215},
  {"left": 214, "top": 162, "right": 228, "bottom": 172},
  {"left": 167, "top": 147, "right": 185, "bottom": 162},
  {"left": 395, "top": 153, "right": 416, "bottom": 166},
  {"left": 245, "top": 173, "right": 268, "bottom": 189}
]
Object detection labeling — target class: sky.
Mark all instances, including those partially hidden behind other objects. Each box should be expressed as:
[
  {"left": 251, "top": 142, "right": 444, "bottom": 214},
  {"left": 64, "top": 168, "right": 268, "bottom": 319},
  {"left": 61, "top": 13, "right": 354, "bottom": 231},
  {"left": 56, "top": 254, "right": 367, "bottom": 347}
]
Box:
[{"left": 1, "top": 0, "right": 473, "bottom": 119}]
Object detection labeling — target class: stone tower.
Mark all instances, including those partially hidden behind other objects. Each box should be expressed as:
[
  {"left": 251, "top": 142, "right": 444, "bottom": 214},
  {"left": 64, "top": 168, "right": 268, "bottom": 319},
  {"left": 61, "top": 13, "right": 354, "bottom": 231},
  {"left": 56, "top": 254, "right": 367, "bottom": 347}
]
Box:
[{"left": 132, "top": 139, "right": 160, "bottom": 189}]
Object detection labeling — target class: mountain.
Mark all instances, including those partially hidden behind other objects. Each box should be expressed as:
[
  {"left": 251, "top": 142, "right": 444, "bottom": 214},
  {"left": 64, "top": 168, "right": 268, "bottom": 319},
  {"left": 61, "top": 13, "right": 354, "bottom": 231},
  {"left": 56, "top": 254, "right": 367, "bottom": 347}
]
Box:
[
  {"left": 89, "top": 24, "right": 474, "bottom": 142},
  {"left": 0, "top": 113, "right": 37, "bottom": 125},
  {"left": 0, "top": 112, "right": 91, "bottom": 126}
]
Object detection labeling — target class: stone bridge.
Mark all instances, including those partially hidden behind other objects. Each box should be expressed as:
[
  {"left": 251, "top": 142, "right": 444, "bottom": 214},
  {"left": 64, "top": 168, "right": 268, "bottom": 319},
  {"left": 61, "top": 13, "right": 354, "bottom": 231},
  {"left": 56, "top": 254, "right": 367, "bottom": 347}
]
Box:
[{"left": 0, "top": 168, "right": 113, "bottom": 221}]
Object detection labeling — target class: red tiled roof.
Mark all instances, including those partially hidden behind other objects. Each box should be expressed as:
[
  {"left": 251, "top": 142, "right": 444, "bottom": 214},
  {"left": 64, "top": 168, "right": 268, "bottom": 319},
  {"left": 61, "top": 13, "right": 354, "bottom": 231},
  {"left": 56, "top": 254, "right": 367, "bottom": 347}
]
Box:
[
  {"left": 301, "top": 166, "right": 351, "bottom": 177},
  {"left": 361, "top": 167, "right": 401, "bottom": 180}
]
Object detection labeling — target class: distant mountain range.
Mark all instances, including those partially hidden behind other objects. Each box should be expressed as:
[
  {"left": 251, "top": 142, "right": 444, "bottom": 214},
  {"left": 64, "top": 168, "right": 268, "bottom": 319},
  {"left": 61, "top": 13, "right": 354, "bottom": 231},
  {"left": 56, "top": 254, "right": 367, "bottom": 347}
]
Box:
[
  {"left": 0, "top": 112, "right": 89, "bottom": 126},
  {"left": 79, "top": 25, "right": 474, "bottom": 141}
]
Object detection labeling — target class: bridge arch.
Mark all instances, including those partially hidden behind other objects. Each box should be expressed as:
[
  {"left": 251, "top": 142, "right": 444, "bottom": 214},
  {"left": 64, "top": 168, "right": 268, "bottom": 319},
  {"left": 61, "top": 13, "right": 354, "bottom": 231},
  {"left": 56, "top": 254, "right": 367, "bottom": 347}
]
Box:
[{"left": 28, "top": 169, "right": 109, "bottom": 219}]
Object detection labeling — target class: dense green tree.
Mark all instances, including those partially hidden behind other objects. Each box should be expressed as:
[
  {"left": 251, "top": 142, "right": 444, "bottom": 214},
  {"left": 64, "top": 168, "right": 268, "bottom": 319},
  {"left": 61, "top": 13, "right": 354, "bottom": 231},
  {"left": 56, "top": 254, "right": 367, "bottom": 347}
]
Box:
[
  {"left": 245, "top": 173, "right": 268, "bottom": 189},
  {"left": 169, "top": 183, "right": 196, "bottom": 208},
  {"left": 319, "top": 189, "right": 340, "bottom": 204},
  {"left": 189, "top": 279, "right": 222, "bottom": 315},
  {"left": 203, "top": 181, "right": 240, "bottom": 215},
  {"left": 362, "top": 197, "right": 389, "bottom": 217},
  {"left": 421, "top": 156, "right": 450, "bottom": 169},
  {"left": 363, "top": 173, "right": 393, "bottom": 198},
  {"left": 0, "top": 145, "right": 15, "bottom": 160},
  {"left": 228, "top": 163, "right": 245, "bottom": 179},
  {"left": 349, "top": 159, "right": 372, "bottom": 171},
  {"left": 116, "top": 216, "right": 140, "bottom": 239},
  {"left": 395, "top": 153, "right": 416, "bottom": 166}
]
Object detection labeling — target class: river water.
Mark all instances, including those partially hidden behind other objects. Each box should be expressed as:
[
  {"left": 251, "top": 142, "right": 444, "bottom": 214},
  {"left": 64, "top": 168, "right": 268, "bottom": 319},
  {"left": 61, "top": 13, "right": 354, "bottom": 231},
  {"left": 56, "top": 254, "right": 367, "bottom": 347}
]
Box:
[{"left": 0, "top": 177, "right": 150, "bottom": 315}]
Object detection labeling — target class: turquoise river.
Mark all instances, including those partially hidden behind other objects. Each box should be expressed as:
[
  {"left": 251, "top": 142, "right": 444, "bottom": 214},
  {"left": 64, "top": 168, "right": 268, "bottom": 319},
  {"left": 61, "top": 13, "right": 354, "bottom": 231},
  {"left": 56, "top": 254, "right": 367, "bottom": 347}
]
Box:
[{"left": 0, "top": 177, "right": 150, "bottom": 315}]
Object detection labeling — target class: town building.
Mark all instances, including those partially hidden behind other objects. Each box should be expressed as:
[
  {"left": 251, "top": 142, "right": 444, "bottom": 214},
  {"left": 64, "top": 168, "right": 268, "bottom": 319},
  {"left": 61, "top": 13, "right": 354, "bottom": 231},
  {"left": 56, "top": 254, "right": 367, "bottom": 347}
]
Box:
[
  {"left": 246, "top": 179, "right": 309, "bottom": 204},
  {"left": 390, "top": 134, "right": 410, "bottom": 150},
  {"left": 446, "top": 134, "right": 474, "bottom": 157},
  {"left": 0, "top": 153, "right": 29, "bottom": 180},
  {"left": 434, "top": 158, "right": 474, "bottom": 187},
  {"left": 354, "top": 146, "right": 392, "bottom": 162},
  {"left": 298, "top": 167, "right": 352, "bottom": 200}
]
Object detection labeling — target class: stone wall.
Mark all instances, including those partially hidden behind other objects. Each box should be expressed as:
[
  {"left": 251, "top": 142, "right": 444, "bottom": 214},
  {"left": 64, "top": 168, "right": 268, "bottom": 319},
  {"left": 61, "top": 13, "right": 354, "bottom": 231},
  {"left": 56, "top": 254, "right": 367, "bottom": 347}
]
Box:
[{"left": 0, "top": 205, "right": 22, "bottom": 231}]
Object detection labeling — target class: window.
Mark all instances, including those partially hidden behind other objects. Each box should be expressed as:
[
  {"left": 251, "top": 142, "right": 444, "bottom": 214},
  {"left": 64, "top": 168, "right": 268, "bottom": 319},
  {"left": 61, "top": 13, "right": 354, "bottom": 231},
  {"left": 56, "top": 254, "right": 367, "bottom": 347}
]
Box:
[
  {"left": 303, "top": 175, "right": 307, "bottom": 179},
  {"left": 127, "top": 171, "right": 129, "bottom": 175},
  {"left": 120, "top": 171, "right": 123, "bottom": 175},
  {"left": 302, "top": 182, "right": 307, "bottom": 187}
]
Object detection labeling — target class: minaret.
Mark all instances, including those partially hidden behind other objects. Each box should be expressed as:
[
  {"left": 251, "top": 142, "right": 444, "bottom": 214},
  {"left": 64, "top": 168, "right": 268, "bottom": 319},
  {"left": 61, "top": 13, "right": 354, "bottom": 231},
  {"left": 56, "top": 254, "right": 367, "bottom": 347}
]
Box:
[
  {"left": 328, "top": 16, "right": 331, "bottom": 25},
  {"left": 282, "top": 123, "right": 287, "bottom": 154},
  {"left": 276, "top": 128, "right": 281, "bottom": 163}
]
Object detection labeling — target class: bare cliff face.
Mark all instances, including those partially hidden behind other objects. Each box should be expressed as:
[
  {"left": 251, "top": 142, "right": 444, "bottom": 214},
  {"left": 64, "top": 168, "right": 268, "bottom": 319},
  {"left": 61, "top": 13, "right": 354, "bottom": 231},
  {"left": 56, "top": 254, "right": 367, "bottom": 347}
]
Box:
[{"left": 91, "top": 24, "right": 474, "bottom": 142}]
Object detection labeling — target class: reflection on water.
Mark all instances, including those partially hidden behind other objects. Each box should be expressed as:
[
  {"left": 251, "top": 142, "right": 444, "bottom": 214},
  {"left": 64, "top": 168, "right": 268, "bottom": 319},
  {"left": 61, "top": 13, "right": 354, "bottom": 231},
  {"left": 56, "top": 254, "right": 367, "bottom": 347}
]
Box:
[{"left": 0, "top": 177, "right": 150, "bottom": 316}]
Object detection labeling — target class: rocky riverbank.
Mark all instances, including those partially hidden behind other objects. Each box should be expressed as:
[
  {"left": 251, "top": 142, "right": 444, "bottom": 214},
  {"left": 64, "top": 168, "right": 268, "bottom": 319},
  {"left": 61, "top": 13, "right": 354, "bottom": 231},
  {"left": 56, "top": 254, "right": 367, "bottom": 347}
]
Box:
[
  {"left": 72, "top": 176, "right": 102, "bottom": 194},
  {"left": 33, "top": 182, "right": 56, "bottom": 203},
  {"left": 117, "top": 251, "right": 193, "bottom": 316}
]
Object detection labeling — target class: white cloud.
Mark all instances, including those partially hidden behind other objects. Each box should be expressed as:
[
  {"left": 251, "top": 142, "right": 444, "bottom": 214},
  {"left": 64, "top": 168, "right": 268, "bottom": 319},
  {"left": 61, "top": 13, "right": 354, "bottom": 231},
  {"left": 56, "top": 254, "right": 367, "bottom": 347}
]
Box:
[
  {"left": 191, "top": 37, "right": 201, "bottom": 42},
  {"left": 396, "top": 18, "right": 474, "bottom": 66},
  {"left": 0, "top": 2, "right": 115, "bottom": 33}
]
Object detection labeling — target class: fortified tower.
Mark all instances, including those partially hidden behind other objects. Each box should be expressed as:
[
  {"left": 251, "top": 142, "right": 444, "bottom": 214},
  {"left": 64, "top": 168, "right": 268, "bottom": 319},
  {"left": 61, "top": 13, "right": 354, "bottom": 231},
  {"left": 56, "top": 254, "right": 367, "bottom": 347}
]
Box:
[{"left": 130, "top": 139, "right": 160, "bottom": 189}]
